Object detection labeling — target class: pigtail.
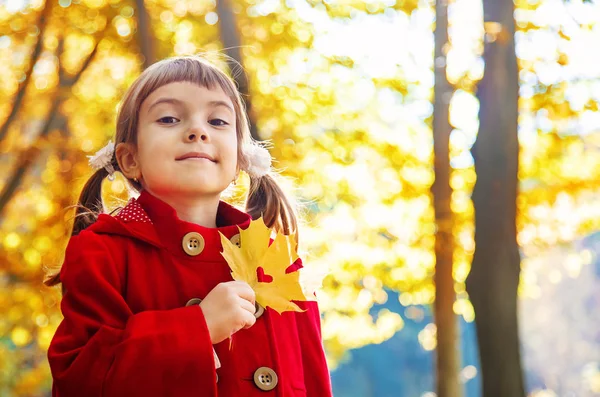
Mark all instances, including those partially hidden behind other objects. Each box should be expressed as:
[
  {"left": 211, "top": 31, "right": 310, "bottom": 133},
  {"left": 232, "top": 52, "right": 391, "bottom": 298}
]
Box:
[
  {"left": 71, "top": 167, "right": 111, "bottom": 236},
  {"left": 43, "top": 165, "right": 112, "bottom": 287},
  {"left": 246, "top": 173, "right": 298, "bottom": 238}
]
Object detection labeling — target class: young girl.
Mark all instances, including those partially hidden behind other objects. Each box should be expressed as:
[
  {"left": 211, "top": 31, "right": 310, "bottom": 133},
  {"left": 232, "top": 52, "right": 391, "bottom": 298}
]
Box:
[{"left": 45, "top": 55, "right": 332, "bottom": 397}]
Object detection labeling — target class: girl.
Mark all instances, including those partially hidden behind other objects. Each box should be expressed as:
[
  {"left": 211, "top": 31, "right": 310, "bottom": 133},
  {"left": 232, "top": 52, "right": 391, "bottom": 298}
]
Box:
[{"left": 45, "top": 55, "right": 332, "bottom": 397}]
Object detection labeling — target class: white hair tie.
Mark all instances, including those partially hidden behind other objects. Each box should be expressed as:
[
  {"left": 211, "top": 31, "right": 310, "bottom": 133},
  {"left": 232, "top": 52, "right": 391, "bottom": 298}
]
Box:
[
  {"left": 88, "top": 141, "right": 116, "bottom": 181},
  {"left": 244, "top": 144, "right": 271, "bottom": 178}
]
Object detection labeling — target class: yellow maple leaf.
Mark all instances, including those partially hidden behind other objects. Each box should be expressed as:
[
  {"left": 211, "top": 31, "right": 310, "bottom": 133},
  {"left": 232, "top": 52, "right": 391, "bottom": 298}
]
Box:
[{"left": 219, "top": 217, "right": 311, "bottom": 314}]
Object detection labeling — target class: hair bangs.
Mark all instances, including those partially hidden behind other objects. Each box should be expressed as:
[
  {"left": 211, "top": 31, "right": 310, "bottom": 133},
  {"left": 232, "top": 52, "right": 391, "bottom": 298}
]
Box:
[{"left": 136, "top": 57, "right": 238, "bottom": 107}]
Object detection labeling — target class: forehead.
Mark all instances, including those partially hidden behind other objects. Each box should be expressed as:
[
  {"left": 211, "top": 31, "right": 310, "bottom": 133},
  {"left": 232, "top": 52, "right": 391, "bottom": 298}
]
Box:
[{"left": 141, "top": 82, "right": 233, "bottom": 110}]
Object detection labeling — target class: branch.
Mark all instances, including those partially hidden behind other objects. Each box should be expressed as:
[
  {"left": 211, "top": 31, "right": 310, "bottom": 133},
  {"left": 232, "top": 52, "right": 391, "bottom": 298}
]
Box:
[
  {"left": 0, "top": 43, "right": 99, "bottom": 217},
  {"left": 61, "top": 44, "right": 99, "bottom": 88},
  {"left": 0, "top": 2, "right": 53, "bottom": 143}
]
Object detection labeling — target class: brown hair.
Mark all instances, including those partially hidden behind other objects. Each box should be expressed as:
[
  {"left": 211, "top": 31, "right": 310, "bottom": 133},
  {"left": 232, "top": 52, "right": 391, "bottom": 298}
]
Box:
[{"left": 44, "top": 55, "right": 298, "bottom": 287}]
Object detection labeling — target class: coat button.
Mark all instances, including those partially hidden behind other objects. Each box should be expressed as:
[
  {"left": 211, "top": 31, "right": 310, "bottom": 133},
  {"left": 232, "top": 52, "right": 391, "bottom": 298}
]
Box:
[
  {"left": 254, "top": 302, "right": 265, "bottom": 319},
  {"left": 230, "top": 233, "right": 241, "bottom": 247},
  {"left": 253, "top": 367, "right": 278, "bottom": 391},
  {"left": 186, "top": 298, "right": 202, "bottom": 307},
  {"left": 182, "top": 232, "right": 205, "bottom": 256}
]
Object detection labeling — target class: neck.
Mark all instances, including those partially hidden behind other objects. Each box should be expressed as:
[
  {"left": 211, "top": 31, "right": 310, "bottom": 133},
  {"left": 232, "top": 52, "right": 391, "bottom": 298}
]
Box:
[{"left": 144, "top": 189, "right": 221, "bottom": 228}]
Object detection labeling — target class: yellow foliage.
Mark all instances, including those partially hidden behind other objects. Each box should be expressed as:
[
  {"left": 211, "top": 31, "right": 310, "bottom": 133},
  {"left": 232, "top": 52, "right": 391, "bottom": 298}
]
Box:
[{"left": 220, "top": 217, "right": 313, "bottom": 314}]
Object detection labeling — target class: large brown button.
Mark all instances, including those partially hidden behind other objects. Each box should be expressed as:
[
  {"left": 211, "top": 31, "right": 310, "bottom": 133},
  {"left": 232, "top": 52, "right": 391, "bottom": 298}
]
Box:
[
  {"left": 253, "top": 367, "right": 278, "bottom": 391},
  {"left": 230, "top": 233, "right": 241, "bottom": 247},
  {"left": 182, "top": 232, "right": 205, "bottom": 256},
  {"left": 254, "top": 302, "right": 265, "bottom": 319},
  {"left": 186, "top": 298, "right": 202, "bottom": 307}
]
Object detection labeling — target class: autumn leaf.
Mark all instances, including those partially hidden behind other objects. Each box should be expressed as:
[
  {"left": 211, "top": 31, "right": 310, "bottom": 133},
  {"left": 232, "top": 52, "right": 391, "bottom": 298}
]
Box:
[{"left": 219, "top": 217, "right": 312, "bottom": 314}]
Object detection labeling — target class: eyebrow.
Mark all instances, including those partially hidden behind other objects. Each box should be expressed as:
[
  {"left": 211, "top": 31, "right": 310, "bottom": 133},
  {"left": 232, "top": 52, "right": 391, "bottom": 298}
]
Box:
[
  {"left": 147, "top": 97, "right": 235, "bottom": 114},
  {"left": 208, "top": 100, "right": 235, "bottom": 113},
  {"left": 147, "top": 98, "right": 183, "bottom": 113}
]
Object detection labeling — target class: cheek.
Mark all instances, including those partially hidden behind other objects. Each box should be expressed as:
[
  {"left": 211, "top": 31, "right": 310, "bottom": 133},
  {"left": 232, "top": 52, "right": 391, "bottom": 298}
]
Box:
[
  {"left": 138, "top": 129, "right": 170, "bottom": 158},
  {"left": 136, "top": 143, "right": 155, "bottom": 171},
  {"left": 224, "top": 133, "right": 238, "bottom": 171},
  {"left": 136, "top": 130, "right": 171, "bottom": 177}
]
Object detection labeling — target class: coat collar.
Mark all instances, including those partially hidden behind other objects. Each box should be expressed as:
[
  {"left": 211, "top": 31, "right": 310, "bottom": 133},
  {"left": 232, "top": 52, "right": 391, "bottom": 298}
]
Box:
[{"left": 88, "top": 190, "right": 252, "bottom": 262}]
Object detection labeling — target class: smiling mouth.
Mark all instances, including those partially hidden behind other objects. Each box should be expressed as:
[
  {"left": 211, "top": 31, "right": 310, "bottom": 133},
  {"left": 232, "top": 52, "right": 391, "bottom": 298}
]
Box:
[
  {"left": 176, "top": 153, "right": 217, "bottom": 162},
  {"left": 178, "top": 157, "right": 215, "bottom": 162}
]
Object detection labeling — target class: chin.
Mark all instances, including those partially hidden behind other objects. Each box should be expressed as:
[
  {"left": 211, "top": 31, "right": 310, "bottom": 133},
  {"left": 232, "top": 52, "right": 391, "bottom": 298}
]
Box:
[
  {"left": 180, "top": 179, "right": 229, "bottom": 195},
  {"left": 148, "top": 178, "right": 225, "bottom": 197}
]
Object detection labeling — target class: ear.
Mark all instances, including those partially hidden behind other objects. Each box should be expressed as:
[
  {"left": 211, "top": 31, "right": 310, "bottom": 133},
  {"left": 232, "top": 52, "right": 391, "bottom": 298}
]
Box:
[{"left": 115, "top": 143, "right": 141, "bottom": 180}]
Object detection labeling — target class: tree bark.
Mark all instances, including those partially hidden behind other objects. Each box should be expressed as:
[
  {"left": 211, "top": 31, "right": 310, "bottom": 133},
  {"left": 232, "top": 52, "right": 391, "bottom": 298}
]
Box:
[
  {"left": 216, "top": 0, "right": 259, "bottom": 141},
  {"left": 432, "top": 1, "right": 462, "bottom": 396},
  {"left": 466, "top": 0, "right": 525, "bottom": 396},
  {"left": 135, "top": 0, "right": 155, "bottom": 68}
]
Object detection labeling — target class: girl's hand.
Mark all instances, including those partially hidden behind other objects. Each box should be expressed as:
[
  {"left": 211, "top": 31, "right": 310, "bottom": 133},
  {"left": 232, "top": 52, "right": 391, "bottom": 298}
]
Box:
[{"left": 199, "top": 281, "right": 257, "bottom": 344}]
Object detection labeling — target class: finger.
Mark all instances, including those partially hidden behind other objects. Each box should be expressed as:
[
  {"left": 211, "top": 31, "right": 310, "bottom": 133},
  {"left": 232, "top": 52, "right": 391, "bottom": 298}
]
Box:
[
  {"left": 238, "top": 296, "right": 256, "bottom": 315},
  {"left": 231, "top": 281, "right": 256, "bottom": 304},
  {"left": 241, "top": 310, "right": 257, "bottom": 329},
  {"left": 232, "top": 309, "right": 256, "bottom": 334}
]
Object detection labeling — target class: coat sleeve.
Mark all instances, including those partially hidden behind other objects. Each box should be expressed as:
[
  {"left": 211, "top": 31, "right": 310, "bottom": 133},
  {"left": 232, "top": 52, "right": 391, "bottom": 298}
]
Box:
[
  {"left": 48, "top": 231, "right": 217, "bottom": 397},
  {"left": 295, "top": 299, "right": 333, "bottom": 396}
]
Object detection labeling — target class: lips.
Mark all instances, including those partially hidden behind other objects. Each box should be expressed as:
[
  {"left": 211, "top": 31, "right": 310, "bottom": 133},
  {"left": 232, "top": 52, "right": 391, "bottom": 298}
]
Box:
[{"left": 176, "top": 152, "right": 216, "bottom": 162}]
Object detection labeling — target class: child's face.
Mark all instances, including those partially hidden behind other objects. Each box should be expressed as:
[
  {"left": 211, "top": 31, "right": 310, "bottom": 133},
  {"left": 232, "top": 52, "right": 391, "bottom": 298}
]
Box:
[{"left": 134, "top": 82, "right": 238, "bottom": 199}]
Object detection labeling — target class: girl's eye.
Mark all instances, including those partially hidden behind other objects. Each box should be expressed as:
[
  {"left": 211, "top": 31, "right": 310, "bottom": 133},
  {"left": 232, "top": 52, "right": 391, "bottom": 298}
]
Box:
[
  {"left": 209, "top": 119, "right": 229, "bottom": 127},
  {"left": 157, "top": 116, "right": 179, "bottom": 124}
]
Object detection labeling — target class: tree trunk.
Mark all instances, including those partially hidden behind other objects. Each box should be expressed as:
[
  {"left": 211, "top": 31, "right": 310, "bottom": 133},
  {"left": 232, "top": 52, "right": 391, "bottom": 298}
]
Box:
[
  {"left": 216, "top": 0, "right": 259, "bottom": 141},
  {"left": 432, "top": 1, "right": 462, "bottom": 397},
  {"left": 465, "top": 0, "right": 525, "bottom": 396},
  {"left": 135, "top": 0, "right": 155, "bottom": 68}
]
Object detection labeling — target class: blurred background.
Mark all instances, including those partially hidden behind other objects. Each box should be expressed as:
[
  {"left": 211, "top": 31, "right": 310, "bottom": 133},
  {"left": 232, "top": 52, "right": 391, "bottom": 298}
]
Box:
[{"left": 0, "top": 0, "right": 599, "bottom": 396}]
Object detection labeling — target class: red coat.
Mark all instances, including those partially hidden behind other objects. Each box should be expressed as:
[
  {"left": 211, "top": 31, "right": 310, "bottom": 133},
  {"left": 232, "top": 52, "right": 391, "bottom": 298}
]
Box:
[{"left": 48, "top": 191, "right": 332, "bottom": 397}]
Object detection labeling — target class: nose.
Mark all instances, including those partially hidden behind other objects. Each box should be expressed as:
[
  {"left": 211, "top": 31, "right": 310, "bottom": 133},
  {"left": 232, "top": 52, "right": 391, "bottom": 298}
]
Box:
[{"left": 185, "top": 123, "right": 210, "bottom": 143}]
